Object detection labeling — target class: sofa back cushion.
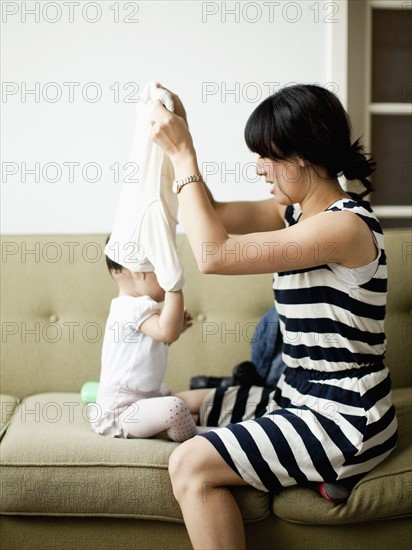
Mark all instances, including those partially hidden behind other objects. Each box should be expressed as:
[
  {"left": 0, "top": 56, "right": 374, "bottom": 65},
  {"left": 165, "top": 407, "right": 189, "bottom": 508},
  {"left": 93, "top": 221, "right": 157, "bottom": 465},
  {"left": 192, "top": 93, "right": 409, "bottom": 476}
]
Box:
[
  {"left": 0, "top": 234, "right": 272, "bottom": 397},
  {"left": 1, "top": 229, "right": 410, "bottom": 398},
  {"left": 383, "top": 229, "right": 412, "bottom": 388}
]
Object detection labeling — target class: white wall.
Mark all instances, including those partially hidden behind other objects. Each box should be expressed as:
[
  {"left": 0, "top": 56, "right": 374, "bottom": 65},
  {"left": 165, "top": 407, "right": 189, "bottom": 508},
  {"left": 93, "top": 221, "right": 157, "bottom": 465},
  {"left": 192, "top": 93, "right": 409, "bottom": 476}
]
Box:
[{"left": 1, "top": 0, "right": 347, "bottom": 234}]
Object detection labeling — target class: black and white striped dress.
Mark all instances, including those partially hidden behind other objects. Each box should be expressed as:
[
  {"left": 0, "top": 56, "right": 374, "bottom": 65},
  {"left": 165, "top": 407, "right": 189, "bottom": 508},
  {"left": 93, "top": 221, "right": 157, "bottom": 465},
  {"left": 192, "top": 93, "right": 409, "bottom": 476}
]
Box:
[{"left": 198, "top": 197, "right": 398, "bottom": 493}]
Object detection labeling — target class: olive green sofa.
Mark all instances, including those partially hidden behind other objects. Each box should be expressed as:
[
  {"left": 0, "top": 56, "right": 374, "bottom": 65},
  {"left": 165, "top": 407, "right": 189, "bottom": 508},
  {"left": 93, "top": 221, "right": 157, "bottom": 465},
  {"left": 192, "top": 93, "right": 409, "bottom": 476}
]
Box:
[{"left": 1, "top": 230, "right": 411, "bottom": 550}]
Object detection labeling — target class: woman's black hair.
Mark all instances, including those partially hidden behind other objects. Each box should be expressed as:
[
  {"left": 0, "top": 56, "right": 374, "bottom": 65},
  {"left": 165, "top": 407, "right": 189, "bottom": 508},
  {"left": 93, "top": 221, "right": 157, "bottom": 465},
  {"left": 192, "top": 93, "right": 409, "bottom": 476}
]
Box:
[
  {"left": 244, "top": 84, "right": 375, "bottom": 197},
  {"left": 105, "top": 235, "right": 123, "bottom": 274}
]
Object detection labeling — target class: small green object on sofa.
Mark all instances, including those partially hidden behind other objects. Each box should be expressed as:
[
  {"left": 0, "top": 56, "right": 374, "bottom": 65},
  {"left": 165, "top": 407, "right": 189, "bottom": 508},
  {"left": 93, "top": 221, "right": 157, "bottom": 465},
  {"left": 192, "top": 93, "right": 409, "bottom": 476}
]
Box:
[
  {"left": 1, "top": 232, "right": 411, "bottom": 550},
  {"left": 80, "top": 381, "right": 100, "bottom": 404}
]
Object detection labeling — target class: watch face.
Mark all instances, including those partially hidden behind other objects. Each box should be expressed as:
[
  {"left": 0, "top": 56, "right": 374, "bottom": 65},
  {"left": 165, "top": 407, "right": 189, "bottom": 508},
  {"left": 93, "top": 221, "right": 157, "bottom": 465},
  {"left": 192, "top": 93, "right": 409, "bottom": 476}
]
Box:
[{"left": 172, "top": 180, "right": 179, "bottom": 194}]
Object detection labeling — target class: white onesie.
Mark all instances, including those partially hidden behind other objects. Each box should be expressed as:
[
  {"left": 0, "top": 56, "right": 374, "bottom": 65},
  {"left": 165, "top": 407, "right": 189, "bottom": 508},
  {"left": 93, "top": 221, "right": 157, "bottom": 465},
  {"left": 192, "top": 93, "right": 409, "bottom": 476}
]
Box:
[
  {"left": 98, "top": 295, "right": 167, "bottom": 394},
  {"left": 90, "top": 295, "right": 198, "bottom": 441},
  {"left": 105, "top": 81, "right": 184, "bottom": 291},
  {"left": 91, "top": 295, "right": 167, "bottom": 436}
]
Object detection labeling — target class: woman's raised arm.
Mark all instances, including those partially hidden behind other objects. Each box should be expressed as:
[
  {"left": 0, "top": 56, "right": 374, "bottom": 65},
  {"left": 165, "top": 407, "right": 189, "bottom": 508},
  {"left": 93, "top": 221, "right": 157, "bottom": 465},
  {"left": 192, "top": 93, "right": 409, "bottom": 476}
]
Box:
[
  {"left": 150, "top": 101, "right": 287, "bottom": 269},
  {"left": 205, "top": 191, "right": 285, "bottom": 235},
  {"left": 153, "top": 87, "right": 285, "bottom": 235}
]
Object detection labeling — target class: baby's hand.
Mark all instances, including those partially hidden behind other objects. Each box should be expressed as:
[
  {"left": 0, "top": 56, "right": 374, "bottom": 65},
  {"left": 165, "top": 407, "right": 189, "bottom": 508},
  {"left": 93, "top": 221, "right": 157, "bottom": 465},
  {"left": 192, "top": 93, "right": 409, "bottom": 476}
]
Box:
[{"left": 182, "top": 308, "right": 193, "bottom": 333}]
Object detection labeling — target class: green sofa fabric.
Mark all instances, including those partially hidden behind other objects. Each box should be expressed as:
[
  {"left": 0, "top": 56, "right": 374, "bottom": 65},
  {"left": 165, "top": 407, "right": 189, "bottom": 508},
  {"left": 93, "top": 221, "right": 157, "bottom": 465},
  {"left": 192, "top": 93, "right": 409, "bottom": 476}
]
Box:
[
  {"left": 0, "top": 395, "right": 269, "bottom": 521},
  {"left": 1, "top": 231, "right": 411, "bottom": 550},
  {"left": 0, "top": 395, "right": 20, "bottom": 440}
]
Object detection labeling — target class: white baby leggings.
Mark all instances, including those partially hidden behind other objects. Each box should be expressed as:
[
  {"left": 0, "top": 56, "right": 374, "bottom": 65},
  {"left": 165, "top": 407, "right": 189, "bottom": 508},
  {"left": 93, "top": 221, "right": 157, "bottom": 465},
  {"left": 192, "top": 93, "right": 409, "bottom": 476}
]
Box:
[{"left": 118, "top": 395, "right": 197, "bottom": 442}]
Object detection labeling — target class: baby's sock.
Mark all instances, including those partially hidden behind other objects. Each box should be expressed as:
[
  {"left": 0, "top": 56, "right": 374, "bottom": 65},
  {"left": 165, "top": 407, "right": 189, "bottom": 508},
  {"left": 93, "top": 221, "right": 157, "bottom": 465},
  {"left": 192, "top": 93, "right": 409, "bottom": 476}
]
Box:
[{"left": 165, "top": 397, "right": 198, "bottom": 442}]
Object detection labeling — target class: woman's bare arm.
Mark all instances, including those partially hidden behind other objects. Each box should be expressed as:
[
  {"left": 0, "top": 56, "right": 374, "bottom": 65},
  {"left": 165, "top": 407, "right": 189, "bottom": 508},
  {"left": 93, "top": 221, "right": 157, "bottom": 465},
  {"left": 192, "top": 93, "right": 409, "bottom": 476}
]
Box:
[{"left": 204, "top": 186, "right": 286, "bottom": 234}]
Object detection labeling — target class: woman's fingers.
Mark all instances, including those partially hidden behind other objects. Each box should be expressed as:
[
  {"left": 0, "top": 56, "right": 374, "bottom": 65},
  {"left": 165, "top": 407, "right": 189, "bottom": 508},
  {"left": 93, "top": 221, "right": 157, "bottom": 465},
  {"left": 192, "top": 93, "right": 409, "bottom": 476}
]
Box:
[
  {"left": 156, "top": 82, "right": 188, "bottom": 122},
  {"left": 150, "top": 100, "right": 194, "bottom": 159},
  {"left": 150, "top": 99, "right": 174, "bottom": 132},
  {"left": 151, "top": 99, "right": 171, "bottom": 121}
]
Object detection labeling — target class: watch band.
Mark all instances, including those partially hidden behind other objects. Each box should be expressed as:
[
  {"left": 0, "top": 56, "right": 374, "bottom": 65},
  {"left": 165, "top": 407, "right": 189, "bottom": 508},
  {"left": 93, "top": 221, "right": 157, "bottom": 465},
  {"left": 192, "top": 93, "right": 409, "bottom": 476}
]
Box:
[{"left": 173, "top": 174, "right": 203, "bottom": 194}]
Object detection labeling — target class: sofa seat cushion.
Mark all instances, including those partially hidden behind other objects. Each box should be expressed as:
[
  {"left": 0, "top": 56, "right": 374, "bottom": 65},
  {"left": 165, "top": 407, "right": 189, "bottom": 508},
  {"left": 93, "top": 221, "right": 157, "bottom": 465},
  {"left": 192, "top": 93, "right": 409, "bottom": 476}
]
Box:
[
  {"left": 0, "top": 393, "right": 270, "bottom": 522},
  {"left": 0, "top": 394, "right": 20, "bottom": 440},
  {"left": 273, "top": 387, "right": 412, "bottom": 524}
]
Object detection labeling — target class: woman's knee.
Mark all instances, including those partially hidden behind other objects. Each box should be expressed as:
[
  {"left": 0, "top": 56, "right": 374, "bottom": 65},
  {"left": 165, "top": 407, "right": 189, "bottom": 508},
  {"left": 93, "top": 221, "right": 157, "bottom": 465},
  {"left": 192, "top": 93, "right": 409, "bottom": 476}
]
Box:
[{"left": 169, "top": 438, "right": 205, "bottom": 499}]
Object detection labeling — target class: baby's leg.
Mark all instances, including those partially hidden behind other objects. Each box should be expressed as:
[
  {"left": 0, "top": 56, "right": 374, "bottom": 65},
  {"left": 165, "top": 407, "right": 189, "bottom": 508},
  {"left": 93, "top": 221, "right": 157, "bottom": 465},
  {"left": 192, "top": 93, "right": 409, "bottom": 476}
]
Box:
[{"left": 118, "top": 396, "right": 197, "bottom": 442}]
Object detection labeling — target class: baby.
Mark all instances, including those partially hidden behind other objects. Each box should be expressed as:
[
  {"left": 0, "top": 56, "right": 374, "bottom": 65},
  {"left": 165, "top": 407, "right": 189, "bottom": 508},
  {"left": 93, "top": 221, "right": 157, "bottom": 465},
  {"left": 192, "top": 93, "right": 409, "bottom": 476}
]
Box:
[{"left": 89, "top": 238, "right": 198, "bottom": 442}]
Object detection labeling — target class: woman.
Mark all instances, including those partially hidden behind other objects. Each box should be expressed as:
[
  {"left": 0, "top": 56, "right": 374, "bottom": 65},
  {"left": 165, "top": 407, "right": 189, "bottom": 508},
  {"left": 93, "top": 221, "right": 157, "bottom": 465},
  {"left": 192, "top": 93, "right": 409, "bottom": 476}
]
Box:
[{"left": 150, "top": 84, "right": 397, "bottom": 550}]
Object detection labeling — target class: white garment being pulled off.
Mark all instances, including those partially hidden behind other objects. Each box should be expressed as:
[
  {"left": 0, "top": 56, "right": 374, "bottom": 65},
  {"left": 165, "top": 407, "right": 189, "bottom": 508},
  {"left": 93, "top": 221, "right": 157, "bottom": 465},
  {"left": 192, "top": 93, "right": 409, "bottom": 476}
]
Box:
[{"left": 105, "top": 81, "right": 184, "bottom": 291}]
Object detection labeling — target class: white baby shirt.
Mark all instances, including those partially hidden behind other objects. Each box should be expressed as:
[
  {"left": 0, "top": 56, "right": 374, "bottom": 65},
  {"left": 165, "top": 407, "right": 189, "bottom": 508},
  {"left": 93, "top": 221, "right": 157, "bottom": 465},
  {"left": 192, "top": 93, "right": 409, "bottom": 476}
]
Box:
[
  {"left": 105, "top": 81, "right": 184, "bottom": 292},
  {"left": 99, "top": 295, "right": 168, "bottom": 393}
]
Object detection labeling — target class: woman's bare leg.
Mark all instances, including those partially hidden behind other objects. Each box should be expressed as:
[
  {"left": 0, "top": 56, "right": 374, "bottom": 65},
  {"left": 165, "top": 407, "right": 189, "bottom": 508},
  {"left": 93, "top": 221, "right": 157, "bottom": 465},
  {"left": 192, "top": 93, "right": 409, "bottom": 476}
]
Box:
[
  {"left": 169, "top": 435, "right": 248, "bottom": 550},
  {"left": 176, "top": 388, "right": 212, "bottom": 415}
]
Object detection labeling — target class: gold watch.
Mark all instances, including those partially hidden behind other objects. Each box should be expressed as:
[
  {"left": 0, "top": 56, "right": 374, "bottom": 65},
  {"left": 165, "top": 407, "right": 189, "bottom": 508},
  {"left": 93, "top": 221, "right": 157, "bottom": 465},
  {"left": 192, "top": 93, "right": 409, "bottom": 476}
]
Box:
[{"left": 172, "top": 174, "right": 203, "bottom": 194}]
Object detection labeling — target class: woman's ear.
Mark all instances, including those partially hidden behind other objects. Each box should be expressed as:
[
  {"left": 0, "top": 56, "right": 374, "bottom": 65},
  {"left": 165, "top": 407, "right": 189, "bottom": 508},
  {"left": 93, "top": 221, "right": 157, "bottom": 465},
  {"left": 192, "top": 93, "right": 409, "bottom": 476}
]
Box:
[{"left": 297, "top": 157, "right": 306, "bottom": 168}]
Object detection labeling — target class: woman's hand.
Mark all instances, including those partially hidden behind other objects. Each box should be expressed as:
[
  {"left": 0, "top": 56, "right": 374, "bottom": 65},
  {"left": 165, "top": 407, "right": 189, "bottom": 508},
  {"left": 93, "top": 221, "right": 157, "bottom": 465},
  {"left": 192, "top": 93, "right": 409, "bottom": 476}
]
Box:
[
  {"left": 151, "top": 99, "right": 196, "bottom": 163},
  {"left": 155, "top": 82, "right": 187, "bottom": 123}
]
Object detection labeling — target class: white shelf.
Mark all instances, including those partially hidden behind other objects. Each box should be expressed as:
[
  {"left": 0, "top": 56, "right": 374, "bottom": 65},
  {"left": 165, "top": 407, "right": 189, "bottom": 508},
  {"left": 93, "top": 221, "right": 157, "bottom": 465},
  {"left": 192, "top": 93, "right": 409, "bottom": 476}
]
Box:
[
  {"left": 372, "top": 206, "right": 412, "bottom": 218},
  {"left": 369, "top": 104, "right": 412, "bottom": 115},
  {"left": 370, "top": 1, "right": 408, "bottom": 9}
]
